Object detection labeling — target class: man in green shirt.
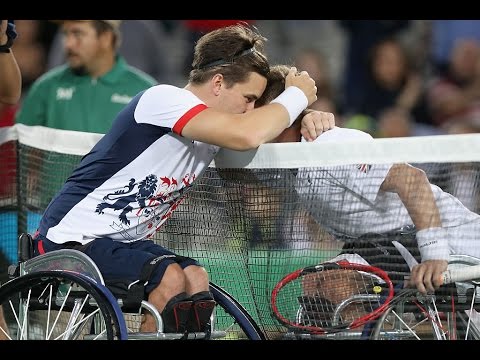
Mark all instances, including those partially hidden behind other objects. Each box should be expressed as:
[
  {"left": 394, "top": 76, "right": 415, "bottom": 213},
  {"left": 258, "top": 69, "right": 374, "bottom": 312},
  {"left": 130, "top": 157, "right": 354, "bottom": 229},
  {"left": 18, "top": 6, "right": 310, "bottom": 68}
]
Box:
[
  {"left": 15, "top": 20, "right": 157, "bottom": 134},
  {"left": 14, "top": 20, "right": 158, "bottom": 210}
]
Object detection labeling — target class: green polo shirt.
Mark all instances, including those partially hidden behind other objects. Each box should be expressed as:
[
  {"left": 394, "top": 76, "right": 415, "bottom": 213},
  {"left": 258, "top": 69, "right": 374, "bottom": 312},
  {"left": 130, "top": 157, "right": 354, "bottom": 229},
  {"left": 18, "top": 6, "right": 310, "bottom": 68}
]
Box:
[
  {"left": 15, "top": 56, "right": 158, "bottom": 134},
  {"left": 15, "top": 56, "right": 158, "bottom": 210}
]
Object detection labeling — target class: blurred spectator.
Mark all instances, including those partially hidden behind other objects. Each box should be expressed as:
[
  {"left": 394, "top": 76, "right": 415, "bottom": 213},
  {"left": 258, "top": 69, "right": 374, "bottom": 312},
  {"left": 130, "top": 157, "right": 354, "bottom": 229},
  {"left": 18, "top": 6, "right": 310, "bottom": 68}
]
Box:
[
  {"left": 257, "top": 20, "right": 345, "bottom": 87},
  {"left": 355, "top": 38, "right": 432, "bottom": 128},
  {"left": 426, "top": 38, "right": 480, "bottom": 130},
  {"left": 46, "top": 20, "right": 170, "bottom": 83},
  {"left": 181, "top": 20, "right": 255, "bottom": 78},
  {"left": 14, "top": 20, "right": 158, "bottom": 211},
  {"left": 0, "top": 19, "right": 21, "bottom": 197},
  {"left": 294, "top": 48, "right": 336, "bottom": 104},
  {"left": 294, "top": 47, "right": 343, "bottom": 123},
  {"left": 342, "top": 114, "right": 376, "bottom": 137},
  {"left": 15, "top": 20, "right": 157, "bottom": 134},
  {"left": 0, "top": 18, "right": 19, "bottom": 341},
  {"left": 430, "top": 20, "right": 480, "bottom": 76},
  {"left": 337, "top": 20, "right": 411, "bottom": 116},
  {"left": 0, "top": 19, "right": 21, "bottom": 127},
  {"left": 377, "top": 106, "right": 444, "bottom": 138},
  {"left": 2, "top": 20, "right": 47, "bottom": 127},
  {"left": 10, "top": 20, "right": 46, "bottom": 96},
  {"left": 376, "top": 107, "right": 413, "bottom": 138}
]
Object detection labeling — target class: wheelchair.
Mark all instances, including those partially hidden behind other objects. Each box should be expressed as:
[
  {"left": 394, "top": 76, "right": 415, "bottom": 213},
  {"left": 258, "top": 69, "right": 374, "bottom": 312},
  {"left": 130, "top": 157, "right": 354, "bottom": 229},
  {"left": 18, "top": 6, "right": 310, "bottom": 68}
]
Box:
[
  {"left": 283, "top": 254, "right": 480, "bottom": 340},
  {"left": 0, "top": 234, "right": 265, "bottom": 340}
]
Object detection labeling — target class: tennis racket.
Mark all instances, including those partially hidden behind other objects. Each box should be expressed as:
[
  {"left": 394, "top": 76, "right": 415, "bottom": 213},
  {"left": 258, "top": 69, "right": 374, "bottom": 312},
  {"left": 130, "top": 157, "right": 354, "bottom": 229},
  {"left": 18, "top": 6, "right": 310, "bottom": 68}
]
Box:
[
  {"left": 271, "top": 260, "right": 394, "bottom": 334},
  {"left": 271, "top": 259, "right": 480, "bottom": 335}
]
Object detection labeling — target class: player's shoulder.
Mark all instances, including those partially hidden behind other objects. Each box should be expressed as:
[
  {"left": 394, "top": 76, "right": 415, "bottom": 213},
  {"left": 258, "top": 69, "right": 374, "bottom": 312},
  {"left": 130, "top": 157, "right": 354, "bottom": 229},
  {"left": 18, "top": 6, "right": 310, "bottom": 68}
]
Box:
[
  {"left": 142, "top": 84, "right": 201, "bottom": 103},
  {"left": 135, "top": 85, "right": 204, "bottom": 118}
]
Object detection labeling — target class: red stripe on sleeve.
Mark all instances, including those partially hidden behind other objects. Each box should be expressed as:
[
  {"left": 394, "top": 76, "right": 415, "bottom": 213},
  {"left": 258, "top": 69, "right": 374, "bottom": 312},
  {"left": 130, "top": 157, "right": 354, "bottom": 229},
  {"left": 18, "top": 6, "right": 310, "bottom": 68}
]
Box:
[{"left": 172, "top": 104, "right": 208, "bottom": 135}]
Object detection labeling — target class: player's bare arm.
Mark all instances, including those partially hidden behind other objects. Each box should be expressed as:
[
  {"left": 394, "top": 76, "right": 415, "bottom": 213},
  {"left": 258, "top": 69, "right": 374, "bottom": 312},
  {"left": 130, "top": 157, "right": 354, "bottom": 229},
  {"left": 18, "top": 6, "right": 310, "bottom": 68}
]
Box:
[
  {"left": 380, "top": 163, "right": 448, "bottom": 294},
  {"left": 0, "top": 20, "right": 21, "bottom": 105},
  {"left": 380, "top": 163, "right": 441, "bottom": 230},
  {"left": 182, "top": 67, "right": 317, "bottom": 150}
]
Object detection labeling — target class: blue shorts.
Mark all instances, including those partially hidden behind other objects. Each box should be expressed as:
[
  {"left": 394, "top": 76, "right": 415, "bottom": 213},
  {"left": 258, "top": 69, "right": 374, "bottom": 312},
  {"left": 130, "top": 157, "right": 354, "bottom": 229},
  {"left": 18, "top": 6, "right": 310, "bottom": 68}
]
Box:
[{"left": 34, "top": 234, "right": 200, "bottom": 293}]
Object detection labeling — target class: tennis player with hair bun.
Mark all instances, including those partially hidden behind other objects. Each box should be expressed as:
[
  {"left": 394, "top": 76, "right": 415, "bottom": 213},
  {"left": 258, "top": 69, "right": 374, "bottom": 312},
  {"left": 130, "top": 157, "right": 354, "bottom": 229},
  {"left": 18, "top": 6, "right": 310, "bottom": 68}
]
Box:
[
  {"left": 257, "top": 64, "right": 480, "bottom": 296},
  {"left": 29, "top": 25, "right": 335, "bottom": 336}
]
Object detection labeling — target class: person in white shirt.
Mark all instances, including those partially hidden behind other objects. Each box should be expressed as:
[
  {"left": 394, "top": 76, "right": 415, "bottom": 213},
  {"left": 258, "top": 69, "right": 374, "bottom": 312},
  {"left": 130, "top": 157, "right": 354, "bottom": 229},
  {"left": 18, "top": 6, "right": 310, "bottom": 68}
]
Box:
[
  {"left": 257, "top": 64, "right": 480, "bottom": 295},
  {"left": 31, "top": 26, "right": 336, "bottom": 335}
]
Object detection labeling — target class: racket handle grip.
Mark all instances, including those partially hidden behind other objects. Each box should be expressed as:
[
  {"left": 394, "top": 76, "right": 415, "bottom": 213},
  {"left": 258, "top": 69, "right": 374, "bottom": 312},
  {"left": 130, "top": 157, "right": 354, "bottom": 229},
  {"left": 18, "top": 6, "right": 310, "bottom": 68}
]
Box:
[{"left": 442, "top": 264, "right": 480, "bottom": 284}]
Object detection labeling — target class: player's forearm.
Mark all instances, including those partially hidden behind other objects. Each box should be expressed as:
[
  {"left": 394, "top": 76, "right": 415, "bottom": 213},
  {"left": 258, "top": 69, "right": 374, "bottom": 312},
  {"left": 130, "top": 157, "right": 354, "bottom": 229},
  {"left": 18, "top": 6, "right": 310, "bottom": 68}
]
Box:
[
  {"left": 184, "top": 104, "right": 293, "bottom": 150},
  {"left": 183, "top": 87, "right": 308, "bottom": 150},
  {"left": 401, "top": 185, "right": 442, "bottom": 230},
  {"left": 244, "top": 103, "right": 297, "bottom": 145},
  {"left": 0, "top": 50, "right": 21, "bottom": 105},
  {"left": 383, "top": 163, "right": 450, "bottom": 261}
]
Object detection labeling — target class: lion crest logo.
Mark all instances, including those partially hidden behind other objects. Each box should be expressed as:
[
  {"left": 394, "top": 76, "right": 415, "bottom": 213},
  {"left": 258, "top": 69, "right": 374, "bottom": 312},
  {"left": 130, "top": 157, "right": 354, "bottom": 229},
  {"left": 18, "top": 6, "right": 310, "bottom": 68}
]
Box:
[{"left": 95, "top": 174, "right": 158, "bottom": 225}]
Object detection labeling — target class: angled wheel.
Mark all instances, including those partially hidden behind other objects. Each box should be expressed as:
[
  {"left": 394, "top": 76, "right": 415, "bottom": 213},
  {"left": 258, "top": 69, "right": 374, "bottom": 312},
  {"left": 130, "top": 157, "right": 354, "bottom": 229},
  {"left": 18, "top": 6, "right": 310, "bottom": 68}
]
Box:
[
  {"left": 370, "top": 287, "right": 480, "bottom": 340},
  {"left": 0, "top": 270, "right": 127, "bottom": 340},
  {"left": 370, "top": 300, "right": 439, "bottom": 340},
  {"left": 209, "top": 282, "right": 265, "bottom": 340}
]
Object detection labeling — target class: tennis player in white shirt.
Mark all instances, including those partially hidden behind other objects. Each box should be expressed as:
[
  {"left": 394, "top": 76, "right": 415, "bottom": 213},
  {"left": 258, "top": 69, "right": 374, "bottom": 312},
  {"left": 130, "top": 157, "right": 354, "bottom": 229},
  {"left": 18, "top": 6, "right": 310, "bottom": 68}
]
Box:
[{"left": 258, "top": 64, "right": 480, "bottom": 295}]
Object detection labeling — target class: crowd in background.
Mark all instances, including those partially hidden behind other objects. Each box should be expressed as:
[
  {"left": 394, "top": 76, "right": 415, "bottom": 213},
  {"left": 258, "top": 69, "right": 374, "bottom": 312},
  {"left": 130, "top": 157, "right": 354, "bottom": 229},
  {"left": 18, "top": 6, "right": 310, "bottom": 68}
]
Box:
[
  {"left": 2, "top": 20, "right": 480, "bottom": 213},
  {"left": 3, "top": 20, "right": 480, "bottom": 139},
  {"left": 2, "top": 20, "right": 480, "bottom": 284}
]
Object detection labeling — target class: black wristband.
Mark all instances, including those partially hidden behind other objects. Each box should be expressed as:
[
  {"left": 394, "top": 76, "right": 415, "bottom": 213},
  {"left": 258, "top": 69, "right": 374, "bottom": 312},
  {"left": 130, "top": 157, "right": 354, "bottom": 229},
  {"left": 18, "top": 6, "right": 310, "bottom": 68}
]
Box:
[{"left": 0, "top": 36, "right": 14, "bottom": 53}]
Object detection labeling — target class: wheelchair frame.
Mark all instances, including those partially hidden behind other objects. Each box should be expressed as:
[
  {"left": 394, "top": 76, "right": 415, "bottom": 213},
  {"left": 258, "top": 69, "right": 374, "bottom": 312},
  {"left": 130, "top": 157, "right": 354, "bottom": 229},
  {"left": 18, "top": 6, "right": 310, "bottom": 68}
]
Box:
[
  {"left": 281, "top": 254, "right": 480, "bottom": 340},
  {"left": 0, "top": 234, "right": 265, "bottom": 340}
]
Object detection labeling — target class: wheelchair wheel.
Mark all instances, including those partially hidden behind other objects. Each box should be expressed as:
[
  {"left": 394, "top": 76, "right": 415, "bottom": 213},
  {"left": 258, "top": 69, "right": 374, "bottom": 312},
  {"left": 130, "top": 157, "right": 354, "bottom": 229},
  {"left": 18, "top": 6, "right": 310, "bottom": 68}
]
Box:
[
  {"left": 209, "top": 282, "right": 265, "bottom": 340},
  {"left": 370, "top": 290, "right": 480, "bottom": 340},
  {"left": 369, "top": 301, "right": 439, "bottom": 340},
  {"left": 0, "top": 270, "right": 127, "bottom": 340},
  {"left": 369, "top": 255, "right": 480, "bottom": 340}
]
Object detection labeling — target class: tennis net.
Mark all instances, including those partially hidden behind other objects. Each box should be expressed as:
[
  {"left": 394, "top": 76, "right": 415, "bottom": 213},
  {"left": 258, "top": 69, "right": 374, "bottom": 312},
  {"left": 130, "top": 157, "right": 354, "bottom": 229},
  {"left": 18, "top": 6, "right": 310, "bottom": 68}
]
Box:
[{"left": 1, "top": 124, "right": 480, "bottom": 338}]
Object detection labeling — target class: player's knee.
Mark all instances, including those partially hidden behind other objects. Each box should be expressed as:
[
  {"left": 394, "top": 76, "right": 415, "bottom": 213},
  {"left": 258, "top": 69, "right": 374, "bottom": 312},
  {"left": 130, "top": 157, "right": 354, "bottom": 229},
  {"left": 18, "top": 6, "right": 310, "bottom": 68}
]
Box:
[
  {"left": 161, "top": 262, "right": 187, "bottom": 290},
  {"left": 184, "top": 264, "right": 209, "bottom": 285}
]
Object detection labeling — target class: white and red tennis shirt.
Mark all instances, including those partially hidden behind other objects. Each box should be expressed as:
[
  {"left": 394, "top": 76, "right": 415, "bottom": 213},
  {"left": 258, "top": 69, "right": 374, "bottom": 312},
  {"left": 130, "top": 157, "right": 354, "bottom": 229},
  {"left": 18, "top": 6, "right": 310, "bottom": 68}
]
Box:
[{"left": 39, "top": 85, "right": 218, "bottom": 245}]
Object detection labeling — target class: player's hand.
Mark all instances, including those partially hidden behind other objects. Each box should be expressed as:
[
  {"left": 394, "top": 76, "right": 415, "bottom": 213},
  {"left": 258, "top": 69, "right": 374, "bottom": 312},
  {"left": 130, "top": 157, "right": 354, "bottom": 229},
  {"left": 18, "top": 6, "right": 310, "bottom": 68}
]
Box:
[
  {"left": 408, "top": 259, "right": 448, "bottom": 295},
  {"left": 0, "top": 20, "right": 16, "bottom": 47},
  {"left": 300, "top": 109, "right": 335, "bottom": 142},
  {"left": 285, "top": 67, "right": 317, "bottom": 106}
]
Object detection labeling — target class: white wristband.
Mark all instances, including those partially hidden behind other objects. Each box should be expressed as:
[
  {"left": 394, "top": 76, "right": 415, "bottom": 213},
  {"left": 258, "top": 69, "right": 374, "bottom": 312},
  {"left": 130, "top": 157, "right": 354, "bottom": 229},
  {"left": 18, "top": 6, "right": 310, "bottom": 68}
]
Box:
[
  {"left": 416, "top": 227, "right": 450, "bottom": 261},
  {"left": 270, "top": 86, "right": 309, "bottom": 127}
]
